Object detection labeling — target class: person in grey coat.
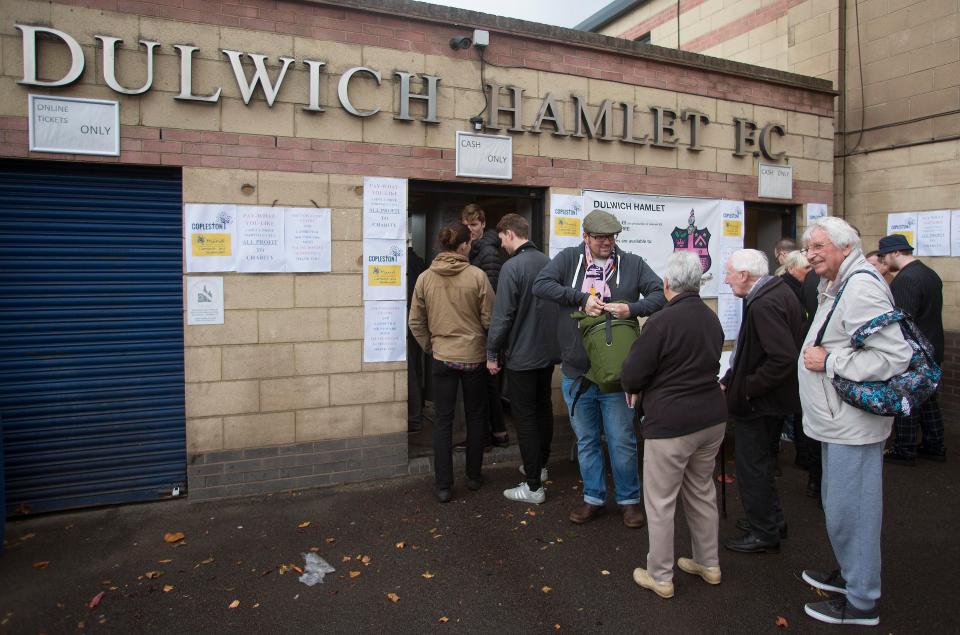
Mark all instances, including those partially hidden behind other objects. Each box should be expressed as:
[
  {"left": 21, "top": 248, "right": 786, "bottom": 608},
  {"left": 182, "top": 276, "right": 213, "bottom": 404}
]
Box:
[
  {"left": 798, "top": 217, "right": 911, "bottom": 627},
  {"left": 533, "top": 209, "right": 666, "bottom": 528},
  {"left": 486, "top": 214, "right": 559, "bottom": 504}
]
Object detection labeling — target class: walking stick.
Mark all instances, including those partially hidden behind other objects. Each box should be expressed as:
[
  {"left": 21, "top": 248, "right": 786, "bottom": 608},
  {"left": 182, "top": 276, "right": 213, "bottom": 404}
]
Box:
[{"left": 719, "top": 435, "right": 727, "bottom": 518}]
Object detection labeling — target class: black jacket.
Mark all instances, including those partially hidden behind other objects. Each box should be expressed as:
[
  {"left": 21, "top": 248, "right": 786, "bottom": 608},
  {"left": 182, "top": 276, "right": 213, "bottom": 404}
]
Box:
[
  {"left": 621, "top": 292, "right": 727, "bottom": 439},
  {"left": 891, "top": 259, "right": 944, "bottom": 364},
  {"left": 469, "top": 229, "right": 505, "bottom": 292},
  {"left": 533, "top": 243, "right": 666, "bottom": 379},
  {"left": 486, "top": 242, "right": 559, "bottom": 371},
  {"left": 720, "top": 277, "right": 803, "bottom": 419}
]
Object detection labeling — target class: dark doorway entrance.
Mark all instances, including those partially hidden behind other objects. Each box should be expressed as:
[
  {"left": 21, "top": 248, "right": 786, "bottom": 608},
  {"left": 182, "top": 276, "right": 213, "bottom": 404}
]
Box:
[
  {"left": 406, "top": 181, "right": 546, "bottom": 460},
  {"left": 744, "top": 202, "right": 797, "bottom": 271}
]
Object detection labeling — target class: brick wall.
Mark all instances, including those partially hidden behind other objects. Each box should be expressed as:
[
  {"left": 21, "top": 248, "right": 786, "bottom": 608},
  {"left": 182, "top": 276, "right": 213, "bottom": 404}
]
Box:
[{"left": 0, "top": 0, "right": 835, "bottom": 500}]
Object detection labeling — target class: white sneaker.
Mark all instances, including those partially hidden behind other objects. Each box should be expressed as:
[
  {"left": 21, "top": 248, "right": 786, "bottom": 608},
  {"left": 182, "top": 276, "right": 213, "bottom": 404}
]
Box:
[
  {"left": 503, "top": 481, "right": 546, "bottom": 504},
  {"left": 518, "top": 464, "right": 548, "bottom": 482}
]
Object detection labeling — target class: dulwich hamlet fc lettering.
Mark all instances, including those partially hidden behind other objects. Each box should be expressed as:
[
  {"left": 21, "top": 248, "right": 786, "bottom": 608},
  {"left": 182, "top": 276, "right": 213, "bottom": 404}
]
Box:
[{"left": 16, "top": 24, "right": 789, "bottom": 161}]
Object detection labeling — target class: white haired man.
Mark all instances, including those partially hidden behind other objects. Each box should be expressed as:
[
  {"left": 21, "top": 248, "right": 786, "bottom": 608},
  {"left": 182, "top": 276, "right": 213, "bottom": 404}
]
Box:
[
  {"left": 798, "top": 217, "right": 912, "bottom": 626},
  {"left": 721, "top": 249, "right": 803, "bottom": 554}
]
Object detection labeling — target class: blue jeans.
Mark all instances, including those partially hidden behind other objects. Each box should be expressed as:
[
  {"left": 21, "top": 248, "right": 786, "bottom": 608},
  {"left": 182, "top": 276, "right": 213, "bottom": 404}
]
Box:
[{"left": 562, "top": 375, "right": 641, "bottom": 505}]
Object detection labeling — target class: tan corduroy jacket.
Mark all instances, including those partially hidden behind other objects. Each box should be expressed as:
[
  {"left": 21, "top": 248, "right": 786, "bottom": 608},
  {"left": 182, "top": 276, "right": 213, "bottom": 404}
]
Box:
[{"left": 408, "top": 252, "right": 494, "bottom": 364}]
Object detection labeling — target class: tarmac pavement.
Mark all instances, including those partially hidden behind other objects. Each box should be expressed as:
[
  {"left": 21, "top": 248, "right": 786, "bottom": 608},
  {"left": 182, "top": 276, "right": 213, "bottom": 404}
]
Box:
[{"left": 2, "top": 426, "right": 959, "bottom": 634}]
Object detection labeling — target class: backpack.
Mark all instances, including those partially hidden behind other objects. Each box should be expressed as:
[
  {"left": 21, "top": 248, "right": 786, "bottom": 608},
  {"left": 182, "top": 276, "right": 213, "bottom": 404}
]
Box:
[
  {"left": 567, "top": 304, "right": 639, "bottom": 414},
  {"left": 815, "top": 270, "right": 941, "bottom": 416}
]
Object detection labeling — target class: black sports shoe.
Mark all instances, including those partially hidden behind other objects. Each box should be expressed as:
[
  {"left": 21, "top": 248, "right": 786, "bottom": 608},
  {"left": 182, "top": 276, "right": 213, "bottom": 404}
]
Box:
[
  {"left": 805, "top": 597, "right": 878, "bottom": 626},
  {"left": 735, "top": 518, "right": 787, "bottom": 539},
  {"left": 917, "top": 446, "right": 946, "bottom": 462},
  {"left": 883, "top": 448, "right": 915, "bottom": 466},
  {"left": 802, "top": 568, "right": 847, "bottom": 594}
]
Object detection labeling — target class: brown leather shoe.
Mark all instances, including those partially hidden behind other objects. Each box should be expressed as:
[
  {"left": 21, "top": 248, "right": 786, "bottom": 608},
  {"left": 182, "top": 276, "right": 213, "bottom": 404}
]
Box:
[
  {"left": 568, "top": 501, "right": 606, "bottom": 524},
  {"left": 621, "top": 503, "right": 646, "bottom": 528}
]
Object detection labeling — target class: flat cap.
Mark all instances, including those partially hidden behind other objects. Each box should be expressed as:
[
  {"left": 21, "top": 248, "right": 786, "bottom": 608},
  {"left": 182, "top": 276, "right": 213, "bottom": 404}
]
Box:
[
  {"left": 582, "top": 209, "right": 623, "bottom": 234},
  {"left": 876, "top": 234, "right": 914, "bottom": 255}
]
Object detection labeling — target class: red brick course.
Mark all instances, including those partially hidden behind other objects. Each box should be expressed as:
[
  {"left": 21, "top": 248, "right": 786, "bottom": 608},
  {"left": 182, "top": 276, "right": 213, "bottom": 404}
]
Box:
[{"left": 46, "top": 0, "right": 833, "bottom": 117}]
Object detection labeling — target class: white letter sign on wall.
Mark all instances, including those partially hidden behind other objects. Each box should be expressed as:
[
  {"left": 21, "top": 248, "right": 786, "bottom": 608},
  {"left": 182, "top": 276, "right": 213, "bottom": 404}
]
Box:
[
  {"left": 29, "top": 95, "right": 120, "bottom": 156},
  {"left": 757, "top": 163, "right": 793, "bottom": 199},
  {"left": 456, "top": 131, "right": 512, "bottom": 180}
]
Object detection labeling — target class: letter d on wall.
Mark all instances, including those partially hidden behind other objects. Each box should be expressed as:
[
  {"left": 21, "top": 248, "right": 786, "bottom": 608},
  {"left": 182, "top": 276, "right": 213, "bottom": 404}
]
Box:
[{"left": 17, "top": 25, "right": 85, "bottom": 87}]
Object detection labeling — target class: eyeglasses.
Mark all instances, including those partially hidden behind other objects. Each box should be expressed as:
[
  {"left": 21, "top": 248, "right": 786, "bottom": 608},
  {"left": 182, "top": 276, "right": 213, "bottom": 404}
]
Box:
[
  {"left": 801, "top": 242, "right": 831, "bottom": 255},
  {"left": 587, "top": 233, "right": 618, "bottom": 242}
]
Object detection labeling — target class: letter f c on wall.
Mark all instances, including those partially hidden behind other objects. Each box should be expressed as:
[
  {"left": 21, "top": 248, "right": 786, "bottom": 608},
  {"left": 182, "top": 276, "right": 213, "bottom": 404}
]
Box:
[{"left": 17, "top": 25, "right": 85, "bottom": 87}]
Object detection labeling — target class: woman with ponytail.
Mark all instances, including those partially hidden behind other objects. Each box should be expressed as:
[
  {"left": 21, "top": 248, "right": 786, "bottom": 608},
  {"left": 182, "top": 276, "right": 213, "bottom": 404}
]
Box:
[{"left": 408, "top": 223, "right": 495, "bottom": 503}]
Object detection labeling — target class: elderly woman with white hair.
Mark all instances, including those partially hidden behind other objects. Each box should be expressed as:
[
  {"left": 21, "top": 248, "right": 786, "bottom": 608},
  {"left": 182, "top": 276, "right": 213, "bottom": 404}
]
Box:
[
  {"left": 621, "top": 251, "right": 727, "bottom": 599},
  {"left": 796, "top": 217, "right": 911, "bottom": 626}
]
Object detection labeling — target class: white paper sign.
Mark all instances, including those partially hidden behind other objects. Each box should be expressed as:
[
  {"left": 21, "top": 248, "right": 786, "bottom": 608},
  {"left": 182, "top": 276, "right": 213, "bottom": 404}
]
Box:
[
  {"left": 29, "top": 95, "right": 119, "bottom": 156},
  {"left": 186, "top": 276, "right": 224, "bottom": 325},
  {"left": 363, "top": 301, "right": 407, "bottom": 363},
  {"left": 363, "top": 177, "right": 407, "bottom": 239},
  {"left": 237, "top": 206, "right": 285, "bottom": 272},
  {"left": 758, "top": 163, "right": 793, "bottom": 199},
  {"left": 718, "top": 294, "right": 742, "bottom": 341},
  {"left": 582, "top": 191, "right": 743, "bottom": 297},
  {"left": 916, "top": 210, "right": 951, "bottom": 256},
  {"left": 285, "top": 208, "right": 332, "bottom": 272},
  {"left": 886, "top": 212, "right": 919, "bottom": 249},
  {"left": 185, "top": 204, "right": 239, "bottom": 272},
  {"left": 363, "top": 239, "right": 406, "bottom": 301},
  {"left": 805, "top": 203, "right": 828, "bottom": 225},
  {"left": 455, "top": 131, "right": 513, "bottom": 180},
  {"left": 951, "top": 211, "right": 960, "bottom": 256},
  {"left": 549, "top": 193, "right": 585, "bottom": 258}
]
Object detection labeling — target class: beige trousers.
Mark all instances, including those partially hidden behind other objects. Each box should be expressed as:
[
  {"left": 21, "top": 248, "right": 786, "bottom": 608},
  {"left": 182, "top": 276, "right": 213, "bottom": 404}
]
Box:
[{"left": 642, "top": 422, "right": 726, "bottom": 582}]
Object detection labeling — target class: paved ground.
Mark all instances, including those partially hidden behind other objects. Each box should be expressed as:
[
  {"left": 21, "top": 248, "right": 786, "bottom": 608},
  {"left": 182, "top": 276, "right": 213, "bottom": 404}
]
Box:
[{"left": 2, "top": 427, "right": 959, "bottom": 634}]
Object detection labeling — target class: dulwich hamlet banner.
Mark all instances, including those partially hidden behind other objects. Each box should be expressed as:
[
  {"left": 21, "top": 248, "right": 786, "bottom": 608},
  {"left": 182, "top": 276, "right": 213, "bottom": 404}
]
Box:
[{"left": 582, "top": 191, "right": 745, "bottom": 298}]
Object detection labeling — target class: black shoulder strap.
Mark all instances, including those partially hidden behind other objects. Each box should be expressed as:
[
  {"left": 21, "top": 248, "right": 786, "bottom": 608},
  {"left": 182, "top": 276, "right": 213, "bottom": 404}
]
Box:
[{"left": 814, "top": 269, "right": 883, "bottom": 346}]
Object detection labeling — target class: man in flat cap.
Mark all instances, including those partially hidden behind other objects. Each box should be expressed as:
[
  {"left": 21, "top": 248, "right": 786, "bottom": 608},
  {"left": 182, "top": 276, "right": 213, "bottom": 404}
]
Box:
[
  {"left": 878, "top": 234, "right": 946, "bottom": 465},
  {"left": 534, "top": 209, "right": 666, "bottom": 528}
]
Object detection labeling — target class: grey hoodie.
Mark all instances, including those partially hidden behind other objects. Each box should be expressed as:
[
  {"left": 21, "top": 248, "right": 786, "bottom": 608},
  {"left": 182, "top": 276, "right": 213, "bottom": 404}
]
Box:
[{"left": 533, "top": 243, "right": 666, "bottom": 379}]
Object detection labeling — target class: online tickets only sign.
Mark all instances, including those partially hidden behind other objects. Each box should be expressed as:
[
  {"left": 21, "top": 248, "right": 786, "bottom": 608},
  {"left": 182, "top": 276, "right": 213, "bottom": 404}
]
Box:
[{"left": 581, "top": 191, "right": 744, "bottom": 298}]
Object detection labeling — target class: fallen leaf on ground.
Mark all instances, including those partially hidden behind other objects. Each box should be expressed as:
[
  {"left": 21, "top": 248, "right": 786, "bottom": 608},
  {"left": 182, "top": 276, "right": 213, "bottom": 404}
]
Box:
[
  {"left": 87, "top": 592, "right": 104, "bottom": 609},
  {"left": 157, "top": 559, "right": 172, "bottom": 564},
  {"left": 386, "top": 592, "right": 400, "bottom": 603},
  {"left": 342, "top": 556, "right": 352, "bottom": 562},
  {"left": 228, "top": 600, "right": 240, "bottom": 609},
  {"left": 429, "top": 528, "right": 437, "bottom": 534},
  {"left": 432, "top": 534, "right": 443, "bottom": 539},
  {"left": 298, "top": 522, "right": 311, "bottom": 529},
  {"left": 421, "top": 571, "right": 435, "bottom": 579},
  {"left": 32, "top": 561, "right": 50, "bottom": 570},
  {"left": 20, "top": 533, "right": 35, "bottom": 541},
  {"left": 439, "top": 616, "right": 449, "bottom": 623},
  {"left": 395, "top": 541, "right": 406, "bottom": 549},
  {"left": 162, "top": 585, "right": 174, "bottom": 593},
  {"left": 542, "top": 586, "right": 552, "bottom": 593},
  {"left": 349, "top": 571, "right": 361, "bottom": 578},
  {"left": 600, "top": 570, "right": 610, "bottom": 576},
  {"left": 144, "top": 571, "right": 163, "bottom": 579},
  {"left": 292, "top": 565, "right": 304, "bottom": 574},
  {"left": 252, "top": 603, "right": 260, "bottom": 609},
  {"left": 526, "top": 511, "right": 537, "bottom": 517},
  {"left": 309, "top": 547, "right": 320, "bottom": 553},
  {"left": 554, "top": 624, "right": 561, "bottom": 630},
  {"left": 200, "top": 557, "right": 214, "bottom": 565},
  {"left": 163, "top": 532, "right": 185, "bottom": 543},
  {"left": 360, "top": 555, "right": 371, "bottom": 565},
  {"left": 325, "top": 537, "right": 336, "bottom": 544},
  {"left": 775, "top": 616, "right": 789, "bottom": 628},
  {"left": 814, "top": 588, "right": 828, "bottom": 598}
]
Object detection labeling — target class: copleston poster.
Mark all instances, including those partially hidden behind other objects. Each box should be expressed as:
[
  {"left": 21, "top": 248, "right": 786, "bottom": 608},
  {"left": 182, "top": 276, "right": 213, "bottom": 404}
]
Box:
[
  {"left": 184, "top": 204, "right": 332, "bottom": 273},
  {"left": 548, "top": 193, "right": 584, "bottom": 258}
]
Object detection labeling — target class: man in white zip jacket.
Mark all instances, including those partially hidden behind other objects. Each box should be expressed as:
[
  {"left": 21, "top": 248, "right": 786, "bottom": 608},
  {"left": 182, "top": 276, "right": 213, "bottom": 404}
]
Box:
[{"left": 797, "top": 217, "right": 912, "bottom": 627}]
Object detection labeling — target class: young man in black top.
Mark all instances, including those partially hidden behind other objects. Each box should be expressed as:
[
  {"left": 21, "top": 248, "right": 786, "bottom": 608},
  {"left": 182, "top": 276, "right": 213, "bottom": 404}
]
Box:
[{"left": 878, "top": 234, "right": 946, "bottom": 465}]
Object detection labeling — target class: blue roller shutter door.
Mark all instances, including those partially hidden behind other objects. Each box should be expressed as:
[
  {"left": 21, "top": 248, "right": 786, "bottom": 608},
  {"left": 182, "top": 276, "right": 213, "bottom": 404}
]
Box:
[{"left": 0, "top": 160, "right": 185, "bottom": 515}]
